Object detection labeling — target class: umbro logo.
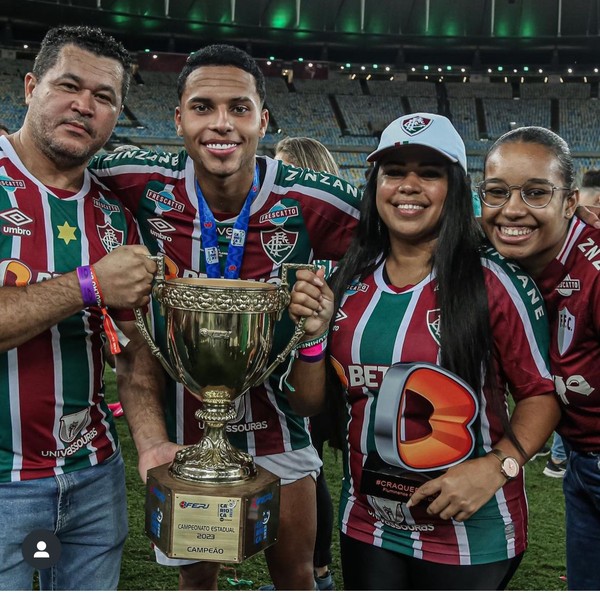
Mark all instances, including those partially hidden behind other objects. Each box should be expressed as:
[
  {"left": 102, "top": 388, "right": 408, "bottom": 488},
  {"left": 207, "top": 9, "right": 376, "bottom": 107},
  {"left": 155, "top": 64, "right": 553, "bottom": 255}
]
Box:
[
  {"left": 0, "top": 208, "right": 33, "bottom": 227},
  {"left": 148, "top": 218, "right": 176, "bottom": 234}
]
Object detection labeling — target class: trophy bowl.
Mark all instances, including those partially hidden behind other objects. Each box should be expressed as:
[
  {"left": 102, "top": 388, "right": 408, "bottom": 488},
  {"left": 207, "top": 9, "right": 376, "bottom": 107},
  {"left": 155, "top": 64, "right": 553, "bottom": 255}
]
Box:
[{"left": 135, "top": 257, "right": 311, "bottom": 483}]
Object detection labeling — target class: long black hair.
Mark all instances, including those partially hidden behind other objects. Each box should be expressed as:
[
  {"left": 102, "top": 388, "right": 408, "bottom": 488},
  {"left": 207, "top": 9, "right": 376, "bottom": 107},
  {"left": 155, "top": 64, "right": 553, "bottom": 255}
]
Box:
[{"left": 327, "top": 158, "right": 525, "bottom": 456}]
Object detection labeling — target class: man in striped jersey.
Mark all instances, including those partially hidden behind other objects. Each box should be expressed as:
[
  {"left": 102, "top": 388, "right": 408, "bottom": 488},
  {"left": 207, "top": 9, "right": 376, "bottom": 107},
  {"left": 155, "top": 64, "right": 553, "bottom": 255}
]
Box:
[
  {"left": 0, "top": 26, "right": 160, "bottom": 590},
  {"left": 91, "top": 45, "right": 361, "bottom": 590}
]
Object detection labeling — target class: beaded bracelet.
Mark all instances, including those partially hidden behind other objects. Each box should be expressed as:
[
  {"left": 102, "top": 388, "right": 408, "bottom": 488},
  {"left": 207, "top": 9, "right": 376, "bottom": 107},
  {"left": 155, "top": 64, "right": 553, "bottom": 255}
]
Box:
[{"left": 76, "top": 266, "right": 97, "bottom": 307}]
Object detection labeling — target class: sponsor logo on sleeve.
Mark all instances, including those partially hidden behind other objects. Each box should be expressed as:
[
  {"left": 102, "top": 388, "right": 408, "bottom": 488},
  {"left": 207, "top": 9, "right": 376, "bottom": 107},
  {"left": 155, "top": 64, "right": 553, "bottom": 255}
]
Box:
[
  {"left": 556, "top": 274, "right": 581, "bottom": 297},
  {"left": 259, "top": 203, "right": 299, "bottom": 226},
  {"left": 0, "top": 176, "right": 26, "bottom": 191}
]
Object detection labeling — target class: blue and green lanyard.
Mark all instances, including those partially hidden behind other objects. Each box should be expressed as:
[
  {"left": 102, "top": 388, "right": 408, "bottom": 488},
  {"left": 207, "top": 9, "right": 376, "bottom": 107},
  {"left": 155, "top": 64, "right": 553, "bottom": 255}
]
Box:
[{"left": 195, "top": 164, "right": 259, "bottom": 279}]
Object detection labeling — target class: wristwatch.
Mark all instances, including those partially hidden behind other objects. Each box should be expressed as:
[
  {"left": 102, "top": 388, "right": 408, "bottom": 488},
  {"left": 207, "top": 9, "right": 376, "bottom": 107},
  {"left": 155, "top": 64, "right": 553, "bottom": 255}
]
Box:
[{"left": 490, "top": 449, "right": 520, "bottom": 480}]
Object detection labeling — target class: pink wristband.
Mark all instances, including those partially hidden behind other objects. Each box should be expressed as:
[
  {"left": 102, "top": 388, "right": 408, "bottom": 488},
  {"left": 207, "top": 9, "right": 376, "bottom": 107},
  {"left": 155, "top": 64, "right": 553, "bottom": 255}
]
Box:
[
  {"left": 76, "top": 266, "right": 97, "bottom": 307},
  {"left": 299, "top": 342, "right": 326, "bottom": 357},
  {"left": 298, "top": 339, "right": 327, "bottom": 362}
]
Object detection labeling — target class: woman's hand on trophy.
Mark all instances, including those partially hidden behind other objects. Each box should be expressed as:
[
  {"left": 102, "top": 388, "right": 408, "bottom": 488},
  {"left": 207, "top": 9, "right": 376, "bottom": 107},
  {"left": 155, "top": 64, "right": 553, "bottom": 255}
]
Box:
[
  {"left": 93, "top": 245, "right": 158, "bottom": 309},
  {"left": 289, "top": 267, "right": 334, "bottom": 337}
]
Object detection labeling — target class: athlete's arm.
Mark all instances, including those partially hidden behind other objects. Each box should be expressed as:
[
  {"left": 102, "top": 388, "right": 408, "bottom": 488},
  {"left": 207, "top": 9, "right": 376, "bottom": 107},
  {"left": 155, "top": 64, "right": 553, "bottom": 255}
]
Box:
[
  {"left": 115, "top": 319, "right": 181, "bottom": 482},
  {"left": 0, "top": 245, "right": 155, "bottom": 353},
  {"left": 285, "top": 268, "right": 333, "bottom": 416}
]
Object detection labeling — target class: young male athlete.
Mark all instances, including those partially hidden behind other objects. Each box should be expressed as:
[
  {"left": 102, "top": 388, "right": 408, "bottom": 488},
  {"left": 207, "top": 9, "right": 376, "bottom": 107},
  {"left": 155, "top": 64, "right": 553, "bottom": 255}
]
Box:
[{"left": 91, "top": 44, "right": 361, "bottom": 589}]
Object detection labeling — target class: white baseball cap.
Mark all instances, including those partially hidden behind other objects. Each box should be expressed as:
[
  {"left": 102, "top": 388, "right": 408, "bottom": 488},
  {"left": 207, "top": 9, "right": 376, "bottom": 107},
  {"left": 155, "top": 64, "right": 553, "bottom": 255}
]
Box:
[{"left": 367, "top": 112, "right": 467, "bottom": 173}]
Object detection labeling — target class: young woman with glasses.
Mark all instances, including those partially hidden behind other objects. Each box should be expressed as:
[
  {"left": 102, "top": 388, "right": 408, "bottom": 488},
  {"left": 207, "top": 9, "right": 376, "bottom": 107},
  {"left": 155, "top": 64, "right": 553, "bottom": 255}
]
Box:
[{"left": 479, "top": 126, "right": 600, "bottom": 590}]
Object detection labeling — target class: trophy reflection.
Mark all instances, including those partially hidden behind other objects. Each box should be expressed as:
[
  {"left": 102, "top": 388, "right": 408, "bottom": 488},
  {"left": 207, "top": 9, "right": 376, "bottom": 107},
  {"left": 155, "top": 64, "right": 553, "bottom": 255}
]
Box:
[{"left": 135, "top": 256, "right": 310, "bottom": 563}]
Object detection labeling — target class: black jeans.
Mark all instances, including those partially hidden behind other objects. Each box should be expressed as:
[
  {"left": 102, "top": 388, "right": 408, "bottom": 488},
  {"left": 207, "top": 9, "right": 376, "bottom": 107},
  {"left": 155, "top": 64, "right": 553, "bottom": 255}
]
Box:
[{"left": 340, "top": 532, "right": 523, "bottom": 590}]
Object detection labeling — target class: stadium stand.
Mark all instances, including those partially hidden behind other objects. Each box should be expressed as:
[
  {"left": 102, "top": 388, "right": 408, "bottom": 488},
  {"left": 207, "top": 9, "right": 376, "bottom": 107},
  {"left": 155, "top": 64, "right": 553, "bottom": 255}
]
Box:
[{"left": 1, "top": 56, "right": 598, "bottom": 184}]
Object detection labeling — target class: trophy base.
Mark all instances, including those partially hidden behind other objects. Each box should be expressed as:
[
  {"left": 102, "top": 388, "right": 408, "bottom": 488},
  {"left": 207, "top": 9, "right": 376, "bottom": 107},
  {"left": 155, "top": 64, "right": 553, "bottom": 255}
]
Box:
[{"left": 145, "top": 463, "right": 280, "bottom": 563}]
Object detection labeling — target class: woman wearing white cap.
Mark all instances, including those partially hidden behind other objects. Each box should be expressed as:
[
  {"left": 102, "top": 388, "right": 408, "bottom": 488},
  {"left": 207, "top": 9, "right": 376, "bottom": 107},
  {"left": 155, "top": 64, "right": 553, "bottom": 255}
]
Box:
[{"left": 283, "top": 113, "right": 560, "bottom": 589}]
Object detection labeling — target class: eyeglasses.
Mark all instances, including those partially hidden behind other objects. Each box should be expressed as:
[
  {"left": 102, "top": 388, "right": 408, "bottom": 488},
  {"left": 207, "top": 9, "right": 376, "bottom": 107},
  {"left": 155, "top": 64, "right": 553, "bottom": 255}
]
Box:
[{"left": 478, "top": 180, "right": 572, "bottom": 209}]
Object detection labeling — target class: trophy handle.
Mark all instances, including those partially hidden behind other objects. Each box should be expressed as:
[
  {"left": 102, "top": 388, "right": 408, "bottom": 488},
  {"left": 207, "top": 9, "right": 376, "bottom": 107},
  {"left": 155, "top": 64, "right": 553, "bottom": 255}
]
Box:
[
  {"left": 133, "top": 254, "right": 180, "bottom": 382},
  {"left": 253, "top": 263, "right": 319, "bottom": 386}
]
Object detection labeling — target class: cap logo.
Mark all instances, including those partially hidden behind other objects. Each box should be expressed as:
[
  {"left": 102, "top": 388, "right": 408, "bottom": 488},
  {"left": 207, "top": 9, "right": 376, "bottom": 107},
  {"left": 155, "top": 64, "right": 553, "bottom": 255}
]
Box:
[{"left": 401, "top": 116, "right": 432, "bottom": 136}]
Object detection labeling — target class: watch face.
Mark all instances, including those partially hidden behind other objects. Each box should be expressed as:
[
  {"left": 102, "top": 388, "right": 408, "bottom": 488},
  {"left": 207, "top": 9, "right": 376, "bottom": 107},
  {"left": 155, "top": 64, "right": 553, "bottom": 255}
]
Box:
[{"left": 502, "top": 457, "right": 520, "bottom": 478}]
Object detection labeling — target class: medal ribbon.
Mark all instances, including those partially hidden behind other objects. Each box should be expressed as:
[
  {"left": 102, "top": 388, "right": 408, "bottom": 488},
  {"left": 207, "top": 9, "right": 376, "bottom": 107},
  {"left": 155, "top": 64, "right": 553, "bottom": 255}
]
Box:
[{"left": 195, "top": 165, "right": 259, "bottom": 279}]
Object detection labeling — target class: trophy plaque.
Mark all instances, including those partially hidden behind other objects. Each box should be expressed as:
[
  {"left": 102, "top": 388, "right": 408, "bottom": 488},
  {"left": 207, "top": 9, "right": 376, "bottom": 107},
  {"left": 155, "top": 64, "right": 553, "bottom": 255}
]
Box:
[{"left": 135, "top": 257, "right": 311, "bottom": 562}]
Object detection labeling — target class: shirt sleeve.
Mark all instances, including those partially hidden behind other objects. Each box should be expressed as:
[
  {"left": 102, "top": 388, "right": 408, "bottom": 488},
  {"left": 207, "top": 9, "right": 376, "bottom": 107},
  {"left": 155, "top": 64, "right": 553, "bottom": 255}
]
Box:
[{"left": 484, "top": 261, "right": 555, "bottom": 400}]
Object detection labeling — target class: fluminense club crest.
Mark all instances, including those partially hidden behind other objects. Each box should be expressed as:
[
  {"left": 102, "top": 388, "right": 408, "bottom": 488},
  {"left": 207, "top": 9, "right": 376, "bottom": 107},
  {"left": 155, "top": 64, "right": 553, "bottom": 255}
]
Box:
[
  {"left": 97, "top": 222, "right": 124, "bottom": 253},
  {"left": 427, "top": 309, "right": 441, "bottom": 345},
  {"left": 401, "top": 115, "right": 432, "bottom": 136},
  {"left": 260, "top": 229, "right": 297, "bottom": 265}
]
